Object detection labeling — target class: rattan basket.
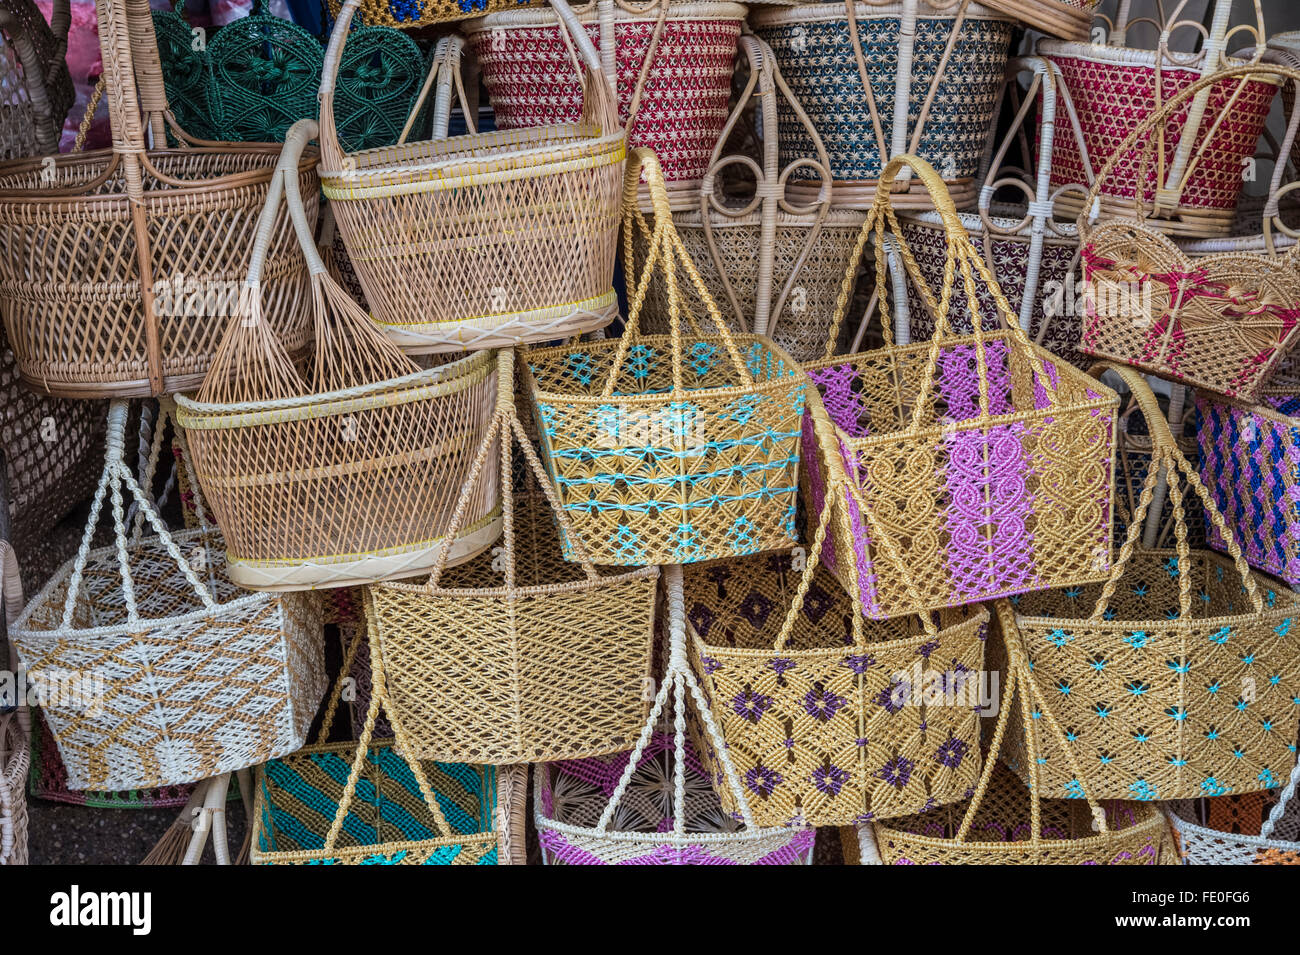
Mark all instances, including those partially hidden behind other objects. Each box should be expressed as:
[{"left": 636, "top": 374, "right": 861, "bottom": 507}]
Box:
[
  {"left": 0, "top": 0, "right": 73, "bottom": 157},
  {"left": 0, "top": 538, "right": 26, "bottom": 865}
]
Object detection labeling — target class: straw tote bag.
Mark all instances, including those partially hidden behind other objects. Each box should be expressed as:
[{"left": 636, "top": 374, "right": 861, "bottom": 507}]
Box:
[
  {"left": 535, "top": 565, "right": 816, "bottom": 864},
  {"left": 0, "top": 538, "right": 27, "bottom": 865},
  {"left": 1076, "top": 64, "right": 1300, "bottom": 402},
  {"left": 633, "top": 34, "right": 867, "bottom": 363},
  {"left": 849, "top": 599, "right": 1178, "bottom": 864},
  {"left": 0, "top": 0, "right": 316, "bottom": 398},
  {"left": 251, "top": 629, "right": 527, "bottom": 865},
  {"left": 526, "top": 147, "right": 806, "bottom": 566},
  {"left": 1040, "top": 0, "right": 1280, "bottom": 239},
  {"left": 1006, "top": 365, "right": 1300, "bottom": 802},
  {"left": 9, "top": 400, "right": 326, "bottom": 791},
  {"left": 686, "top": 488, "right": 989, "bottom": 829},
  {"left": 176, "top": 120, "right": 501, "bottom": 591},
  {"left": 802, "top": 155, "right": 1120, "bottom": 622},
  {"left": 1167, "top": 756, "right": 1300, "bottom": 864},
  {"left": 365, "top": 349, "right": 659, "bottom": 764},
  {"left": 321, "top": 0, "right": 625, "bottom": 354}
]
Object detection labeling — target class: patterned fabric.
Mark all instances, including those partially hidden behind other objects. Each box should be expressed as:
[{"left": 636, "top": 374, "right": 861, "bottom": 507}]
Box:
[
  {"left": 469, "top": 13, "right": 741, "bottom": 184},
  {"left": 685, "top": 553, "right": 990, "bottom": 828},
  {"left": 756, "top": 9, "right": 1012, "bottom": 183},
  {"left": 1195, "top": 392, "right": 1300, "bottom": 588},
  {"left": 324, "top": 0, "right": 544, "bottom": 29}
]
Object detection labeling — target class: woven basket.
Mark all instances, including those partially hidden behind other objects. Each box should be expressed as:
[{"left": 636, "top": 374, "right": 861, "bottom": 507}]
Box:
[
  {"left": 803, "top": 155, "right": 1119, "bottom": 621},
  {"left": 251, "top": 629, "right": 527, "bottom": 865},
  {"left": 853, "top": 599, "right": 1178, "bottom": 864},
  {"left": 1077, "top": 65, "right": 1300, "bottom": 400},
  {"left": 0, "top": 0, "right": 73, "bottom": 157},
  {"left": 321, "top": 0, "right": 624, "bottom": 354},
  {"left": 324, "top": 0, "right": 545, "bottom": 29},
  {"left": 365, "top": 349, "right": 659, "bottom": 764},
  {"left": 176, "top": 121, "right": 502, "bottom": 591},
  {"left": 1115, "top": 382, "right": 1203, "bottom": 552},
  {"left": 974, "top": 0, "right": 1094, "bottom": 41},
  {"left": 9, "top": 401, "right": 327, "bottom": 792},
  {"left": 686, "top": 500, "right": 990, "bottom": 828},
  {"left": 632, "top": 35, "right": 867, "bottom": 363},
  {"left": 1006, "top": 364, "right": 1300, "bottom": 802},
  {"left": 526, "top": 148, "right": 806, "bottom": 566},
  {"left": 1041, "top": 0, "right": 1279, "bottom": 238},
  {"left": 1194, "top": 388, "right": 1300, "bottom": 590},
  {"left": 535, "top": 564, "right": 817, "bottom": 864},
  {"left": 1166, "top": 762, "right": 1300, "bottom": 864},
  {"left": 0, "top": 0, "right": 316, "bottom": 398},
  {"left": 0, "top": 538, "right": 26, "bottom": 865},
  {"left": 751, "top": 0, "right": 1014, "bottom": 211},
  {"left": 466, "top": 0, "right": 744, "bottom": 209}
]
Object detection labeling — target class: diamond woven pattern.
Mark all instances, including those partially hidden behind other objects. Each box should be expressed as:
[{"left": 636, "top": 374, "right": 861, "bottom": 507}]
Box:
[
  {"left": 1168, "top": 788, "right": 1300, "bottom": 864},
  {"left": 324, "top": 0, "right": 546, "bottom": 30}
]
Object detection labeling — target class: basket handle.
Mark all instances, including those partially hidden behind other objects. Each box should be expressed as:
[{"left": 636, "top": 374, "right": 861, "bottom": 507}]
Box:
[
  {"left": 821, "top": 154, "right": 1062, "bottom": 430},
  {"left": 604, "top": 148, "right": 756, "bottom": 399},
  {"left": 1260, "top": 752, "right": 1300, "bottom": 840},
  {"left": 1084, "top": 364, "right": 1265, "bottom": 623},
  {"left": 398, "top": 35, "right": 475, "bottom": 145},
  {"left": 698, "top": 35, "right": 834, "bottom": 341},
  {"left": 427, "top": 349, "right": 602, "bottom": 591},
  {"left": 594, "top": 565, "right": 767, "bottom": 837}
]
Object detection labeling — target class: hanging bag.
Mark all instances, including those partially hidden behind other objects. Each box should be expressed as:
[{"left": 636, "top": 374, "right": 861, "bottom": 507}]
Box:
[{"left": 1167, "top": 756, "right": 1300, "bottom": 864}]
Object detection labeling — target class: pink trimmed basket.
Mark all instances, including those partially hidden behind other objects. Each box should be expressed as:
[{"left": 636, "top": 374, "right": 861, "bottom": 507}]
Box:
[{"left": 465, "top": 0, "right": 744, "bottom": 208}]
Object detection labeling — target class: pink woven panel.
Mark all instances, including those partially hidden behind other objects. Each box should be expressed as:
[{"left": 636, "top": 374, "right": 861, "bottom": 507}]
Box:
[
  {"left": 1044, "top": 54, "right": 1276, "bottom": 212},
  {"left": 470, "top": 17, "right": 740, "bottom": 183}
]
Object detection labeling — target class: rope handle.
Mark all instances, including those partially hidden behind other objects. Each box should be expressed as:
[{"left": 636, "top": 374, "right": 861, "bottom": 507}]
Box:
[
  {"left": 1260, "top": 753, "right": 1300, "bottom": 840},
  {"left": 427, "top": 349, "right": 602, "bottom": 589},
  {"left": 594, "top": 564, "right": 763, "bottom": 837},
  {"left": 606, "top": 147, "right": 756, "bottom": 399},
  {"left": 1084, "top": 364, "right": 1264, "bottom": 622},
  {"left": 820, "top": 154, "right": 1061, "bottom": 429},
  {"left": 697, "top": 35, "right": 834, "bottom": 341},
  {"left": 58, "top": 401, "right": 219, "bottom": 635}
]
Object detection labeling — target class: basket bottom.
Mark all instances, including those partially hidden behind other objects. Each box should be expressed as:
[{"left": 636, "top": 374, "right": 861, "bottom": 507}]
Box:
[
  {"left": 225, "top": 515, "right": 502, "bottom": 591},
  {"left": 378, "top": 292, "right": 618, "bottom": 355},
  {"left": 788, "top": 177, "right": 976, "bottom": 212}
]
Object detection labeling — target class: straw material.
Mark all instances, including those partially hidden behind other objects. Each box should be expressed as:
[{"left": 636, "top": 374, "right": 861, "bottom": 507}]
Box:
[
  {"left": 1194, "top": 388, "right": 1300, "bottom": 590},
  {"left": 0, "top": 0, "right": 317, "bottom": 398},
  {"left": 0, "top": 0, "right": 73, "bottom": 157},
  {"left": 534, "top": 564, "right": 817, "bottom": 864},
  {"left": 1166, "top": 764, "right": 1300, "bottom": 864},
  {"left": 525, "top": 148, "right": 806, "bottom": 566},
  {"left": 176, "top": 120, "right": 502, "bottom": 591},
  {"left": 752, "top": 0, "right": 1013, "bottom": 210},
  {"left": 320, "top": 0, "right": 625, "bottom": 354},
  {"left": 324, "top": 0, "right": 545, "bottom": 29},
  {"left": 1006, "top": 364, "right": 1300, "bottom": 802},
  {"left": 974, "top": 0, "right": 1094, "bottom": 41},
  {"left": 466, "top": 1, "right": 744, "bottom": 199},
  {"left": 1115, "top": 386, "right": 1204, "bottom": 552},
  {"left": 803, "top": 155, "right": 1119, "bottom": 621},
  {"left": 859, "top": 599, "right": 1178, "bottom": 864},
  {"left": 365, "top": 349, "right": 659, "bottom": 764},
  {"left": 250, "top": 629, "right": 526, "bottom": 865},
  {"left": 8, "top": 401, "right": 327, "bottom": 791}
]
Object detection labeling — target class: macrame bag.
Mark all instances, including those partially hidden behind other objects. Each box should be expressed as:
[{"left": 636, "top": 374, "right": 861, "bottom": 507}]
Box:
[
  {"left": 526, "top": 147, "right": 806, "bottom": 566},
  {"left": 324, "top": 0, "right": 545, "bottom": 30},
  {"left": 802, "top": 154, "right": 1120, "bottom": 622},
  {"left": 1166, "top": 757, "right": 1300, "bottom": 864}
]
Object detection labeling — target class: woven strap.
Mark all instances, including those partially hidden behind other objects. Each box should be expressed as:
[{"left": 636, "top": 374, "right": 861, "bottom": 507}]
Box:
[{"left": 1260, "top": 755, "right": 1300, "bottom": 840}]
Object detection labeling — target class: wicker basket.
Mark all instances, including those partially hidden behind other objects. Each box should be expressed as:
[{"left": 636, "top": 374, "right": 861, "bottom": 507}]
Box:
[
  {"left": 632, "top": 34, "right": 867, "bottom": 363},
  {"left": 8, "top": 401, "right": 327, "bottom": 792},
  {"left": 802, "top": 155, "right": 1119, "bottom": 621},
  {"left": 526, "top": 148, "right": 807, "bottom": 566},
  {"left": 1041, "top": 0, "right": 1280, "bottom": 238},
  {"left": 365, "top": 349, "right": 659, "bottom": 764},
  {"left": 176, "top": 121, "right": 502, "bottom": 591},
  {"left": 751, "top": 0, "right": 1014, "bottom": 211},
  {"left": 686, "top": 500, "right": 990, "bottom": 828},
  {"left": 535, "top": 564, "right": 817, "bottom": 864},
  {"left": 1077, "top": 65, "right": 1300, "bottom": 400},
  {"left": 1006, "top": 364, "right": 1300, "bottom": 802},
  {"left": 321, "top": 0, "right": 624, "bottom": 354},
  {"left": 0, "top": 538, "right": 26, "bottom": 865},
  {"left": 852, "top": 599, "right": 1178, "bottom": 864},
  {"left": 465, "top": 0, "right": 744, "bottom": 210},
  {"left": 1166, "top": 765, "right": 1300, "bottom": 864},
  {"left": 0, "top": 0, "right": 316, "bottom": 398},
  {"left": 0, "top": 0, "right": 73, "bottom": 157},
  {"left": 975, "top": 0, "right": 1095, "bottom": 40},
  {"left": 250, "top": 629, "right": 527, "bottom": 865}
]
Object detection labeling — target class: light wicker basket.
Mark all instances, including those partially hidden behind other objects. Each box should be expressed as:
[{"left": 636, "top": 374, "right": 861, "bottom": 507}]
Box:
[
  {"left": 320, "top": 0, "right": 625, "bottom": 354},
  {"left": 0, "top": 0, "right": 316, "bottom": 398}
]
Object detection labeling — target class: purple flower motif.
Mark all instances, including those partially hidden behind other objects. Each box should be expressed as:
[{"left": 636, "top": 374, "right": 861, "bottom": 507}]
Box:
[
  {"left": 768, "top": 658, "right": 796, "bottom": 685},
  {"left": 803, "top": 681, "right": 847, "bottom": 722},
  {"left": 732, "top": 685, "right": 774, "bottom": 723},
  {"left": 739, "top": 590, "right": 773, "bottom": 629},
  {"left": 812, "top": 763, "right": 850, "bottom": 796},
  {"left": 842, "top": 653, "right": 877, "bottom": 674},
  {"left": 874, "top": 677, "right": 911, "bottom": 714},
  {"left": 916, "top": 640, "right": 940, "bottom": 660},
  {"left": 934, "top": 735, "right": 969, "bottom": 769},
  {"left": 699, "top": 654, "right": 721, "bottom": 676},
  {"left": 802, "top": 583, "right": 834, "bottom": 624},
  {"left": 856, "top": 737, "right": 869, "bottom": 747},
  {"left": 939, "top": 662, "right": 972, "bottom": 696},
  {"left": 746, "top": 765, "right": 782, "bottom": 798},
  {"left": 689, "top": 604, "right": 716, "bottom": 637},
  {"left": 878, "top": 755, "right": 915, "bottom": 789}
]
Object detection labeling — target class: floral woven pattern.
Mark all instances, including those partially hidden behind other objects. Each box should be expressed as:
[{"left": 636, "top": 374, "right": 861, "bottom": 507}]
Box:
[{"left": 325, "top": 0, "right": 544, "bottom": 29}]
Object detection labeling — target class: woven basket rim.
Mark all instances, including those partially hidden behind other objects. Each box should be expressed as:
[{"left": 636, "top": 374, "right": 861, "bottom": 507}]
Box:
[
  {"left": 750, "top": 0, "right": 1010, "bottom": 26},
  {"left": 1038, "top": 39, "right": 1283, "bottom": 81},
  {"left": 901, "top": 203, "right": 1080, "bottom": 240},
  {"left": 671, "top": 207, "right": 869, "bottom": 229},
  {"left": 1193, "top": 389, "right": 1299, "bottom": 427},
  {"left": 466, "top": 0, "right": 748, "bottom": 30},
  {"left": 1166, "top": 804, "right": 1300, "bottom": 854}
]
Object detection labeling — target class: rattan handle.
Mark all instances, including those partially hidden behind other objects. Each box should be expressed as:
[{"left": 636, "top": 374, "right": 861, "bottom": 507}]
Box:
[
  {"left": 123, "top": 0, "right": 170, "bottom": 146},
  {"left": 398, "top": 35, "right": 474, "bottom": 145}
]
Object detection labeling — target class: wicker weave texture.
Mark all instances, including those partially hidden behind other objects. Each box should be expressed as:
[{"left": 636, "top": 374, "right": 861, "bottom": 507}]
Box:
[{"left": 1167, "top": 783, "right": 1300, "bottom": 864}]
